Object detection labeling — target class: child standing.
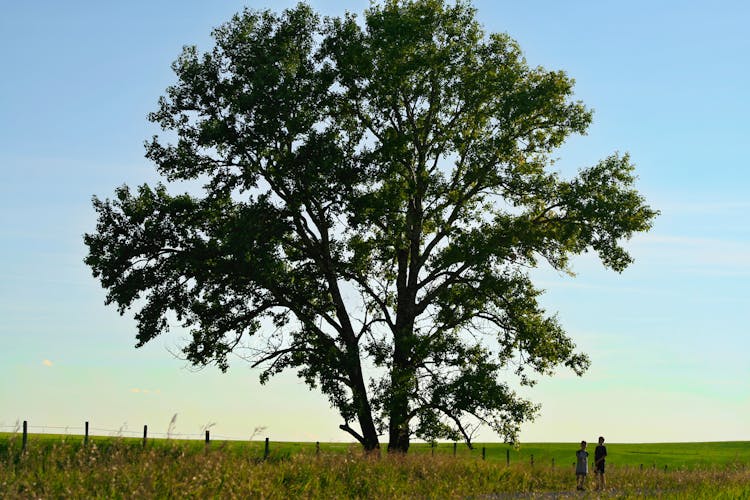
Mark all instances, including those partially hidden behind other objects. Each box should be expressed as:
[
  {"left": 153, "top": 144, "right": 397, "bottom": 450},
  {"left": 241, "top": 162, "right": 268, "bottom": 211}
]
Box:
[
  {"left": 575, "top": 440, "right": 589, "bottom": 491},
  {"left": 594, "top": 436, "right": 607, "bottom": 491}
]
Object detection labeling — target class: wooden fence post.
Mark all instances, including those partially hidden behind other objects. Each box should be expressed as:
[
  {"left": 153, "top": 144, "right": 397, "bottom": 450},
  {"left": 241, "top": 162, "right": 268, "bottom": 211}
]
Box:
[
  {"left": 482, "top": 447, "right": 486, "bottom": 460},
  {"left": 506, "top": 448, "right": 510, "bottom": 465},
  {"left": 552, "top": 457, "right": 555, "bottom": 468},
  {"left": 205, "top": 430, "right": 210, "bottom": 446},
  {"left": 453, "top": 442, "right": 457, "bottom": 456},
  {"left": 22, "top": 420, "right": 28, "bottom": 451},
  {"left": 85, "top": 421, "right": 89, "bottom": 446},
  {"left": 531, "top": 454, "right": 534, "bottom": 467},
  {"left": 264, "top": 437, "right": 269, "bottom": 459},
  {"left": 143, "top": 425, "right": 148, "bottom": 448},
  {"left": 316, "top": 441, "right": 320, "bottom": 455},
  {"left": 431, "top": 442, "right": 435, "bottom": 455}
]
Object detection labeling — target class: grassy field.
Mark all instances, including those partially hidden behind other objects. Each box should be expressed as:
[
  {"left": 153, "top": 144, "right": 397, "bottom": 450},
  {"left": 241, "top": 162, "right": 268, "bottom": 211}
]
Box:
[
  {"left": 417, "top": 441, "right": 750, "bottom": 470},
  {"left": 1, "top": 433, "right": 748, "bottom": 498}
]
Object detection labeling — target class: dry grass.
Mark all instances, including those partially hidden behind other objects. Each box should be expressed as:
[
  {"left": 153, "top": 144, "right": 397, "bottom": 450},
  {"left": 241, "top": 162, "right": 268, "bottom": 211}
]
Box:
[{"left": 1, "top": 437, "right": 748, "bottom": 498}]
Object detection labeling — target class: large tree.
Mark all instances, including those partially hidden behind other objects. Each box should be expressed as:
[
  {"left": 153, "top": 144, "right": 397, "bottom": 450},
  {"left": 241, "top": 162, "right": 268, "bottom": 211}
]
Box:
[{"left": 84, "top": 0, "right": 656, "bottom": 453}]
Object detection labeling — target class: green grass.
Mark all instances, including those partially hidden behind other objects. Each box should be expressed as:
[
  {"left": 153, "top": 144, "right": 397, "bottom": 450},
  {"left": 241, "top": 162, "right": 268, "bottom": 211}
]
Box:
[
  {"left": 408, "top": 441, "right": 750, "bottom": 470},
  {"left": 3, "top": 432, "right": 749, "bottom": 468},
  {"left": 1, "top": 433, "right": 748, "bottom": 498}
]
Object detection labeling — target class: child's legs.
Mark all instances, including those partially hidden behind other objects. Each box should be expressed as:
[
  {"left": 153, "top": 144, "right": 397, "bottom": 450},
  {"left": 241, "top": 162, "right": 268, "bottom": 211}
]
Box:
[{"left": 595, "top": 464, "right": 605, "bottom": 488}]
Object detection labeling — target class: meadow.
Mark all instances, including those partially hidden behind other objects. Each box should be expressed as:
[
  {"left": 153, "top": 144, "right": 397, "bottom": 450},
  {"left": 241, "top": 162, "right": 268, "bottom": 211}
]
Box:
[{"left": 1, "top": 433, "right": 748, "bottom": 498}]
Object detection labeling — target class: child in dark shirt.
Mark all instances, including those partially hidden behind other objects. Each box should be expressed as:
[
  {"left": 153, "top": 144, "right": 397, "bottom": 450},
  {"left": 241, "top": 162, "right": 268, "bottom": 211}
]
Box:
[{"left": 594, "top": 436, "right": 607, "bottom": 491}]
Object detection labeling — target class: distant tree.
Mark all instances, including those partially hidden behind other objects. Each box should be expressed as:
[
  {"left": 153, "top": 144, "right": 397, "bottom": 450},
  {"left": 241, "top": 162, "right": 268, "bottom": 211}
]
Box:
[{"left": 84, "top": 0, "right": 657, "bottom": 453}]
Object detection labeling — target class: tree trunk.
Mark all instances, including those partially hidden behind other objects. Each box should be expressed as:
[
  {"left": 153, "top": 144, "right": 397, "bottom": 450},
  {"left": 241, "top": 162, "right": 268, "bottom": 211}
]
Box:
[
  {"left": 386, "top": 369, "right": 411, "bottom": 453},
  {"left": 388, "top": 293, "right": 415, "bottom": 453},
  {"left": 387, "top": 194, "right": 423, "bottom": 453},
  {"left": 352, "top": 373, "right": 381, "bottom": 452}
]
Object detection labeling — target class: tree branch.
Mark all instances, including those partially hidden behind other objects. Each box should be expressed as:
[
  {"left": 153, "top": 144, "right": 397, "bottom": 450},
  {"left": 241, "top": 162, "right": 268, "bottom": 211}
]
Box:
[{"left": 339, "top": 422, "right": 365, "bottom": 446}]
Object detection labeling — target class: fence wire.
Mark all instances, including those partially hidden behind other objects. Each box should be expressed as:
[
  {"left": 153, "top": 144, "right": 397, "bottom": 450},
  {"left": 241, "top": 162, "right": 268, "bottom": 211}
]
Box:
[{"left": 1, "top": 421, "right": 262, "bottom": 442}]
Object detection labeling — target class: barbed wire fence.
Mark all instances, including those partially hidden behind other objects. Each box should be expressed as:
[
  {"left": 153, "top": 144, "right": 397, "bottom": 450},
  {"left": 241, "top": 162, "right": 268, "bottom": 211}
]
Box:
[
  {"left": 0, "top": 419, "right": 279, "bottom": 459},
  {"left": 3, "top": 422, "right": 719, "bottom": 473},
  {"left": 0, "top": 414, "right": 288, "bottom": 459},
  {"left": 3, "top": 421, "right": 536, "bottom": 472},
  {"left": 0, "top": 420, "right": 266, "bottom": 441},
  {"left": 2, "top": 421, "right": 546, "bottom": 468}
]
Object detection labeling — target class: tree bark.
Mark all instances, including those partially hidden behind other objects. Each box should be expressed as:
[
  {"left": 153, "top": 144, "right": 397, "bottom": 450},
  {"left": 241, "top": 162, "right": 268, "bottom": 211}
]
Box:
[
  {"left": 388, "top": 248, "right": 416, "bottom": 453},
  {"left": 351, "top": 364, "right": 381, "bottom": 451},
  {"left": 387, "top": 189, "right": 424, "bottom": 453},
  {"left": 386, "top": 363, "right": 412, "bottom": 453}
]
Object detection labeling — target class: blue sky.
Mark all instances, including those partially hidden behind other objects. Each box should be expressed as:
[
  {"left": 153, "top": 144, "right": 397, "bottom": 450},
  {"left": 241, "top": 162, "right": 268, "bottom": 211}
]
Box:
[{"left": 1, "top": 0, "right": 748, "bottom": 444}]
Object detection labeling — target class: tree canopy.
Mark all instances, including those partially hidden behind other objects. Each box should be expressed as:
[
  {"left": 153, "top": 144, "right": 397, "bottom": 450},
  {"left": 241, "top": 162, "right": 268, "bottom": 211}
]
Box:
[{"left": 84, "top": 0, "right": 657, "bottom": 452}]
